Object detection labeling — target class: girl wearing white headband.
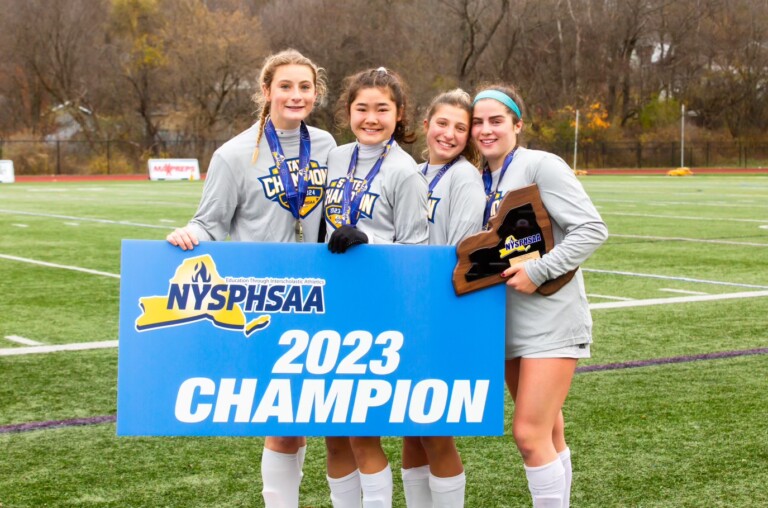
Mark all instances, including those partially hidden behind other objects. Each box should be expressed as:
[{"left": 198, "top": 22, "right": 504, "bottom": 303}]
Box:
[{"left": 471, "top": 84, "right": 607, "bottom": 508}]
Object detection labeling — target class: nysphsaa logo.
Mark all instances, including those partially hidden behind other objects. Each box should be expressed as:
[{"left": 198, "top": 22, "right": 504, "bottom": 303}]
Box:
[{"left": 135, "top": 255, "right": 325, "bottom": 337}]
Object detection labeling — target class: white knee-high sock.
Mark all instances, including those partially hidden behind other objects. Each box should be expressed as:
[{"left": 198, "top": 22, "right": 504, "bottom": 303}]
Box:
[
  {"left": 359, "top": 464, "right": 393, "bottom": 508},
  {"left": 261, "top": 448, "right": 301, "bottom": 508},
  {"left": 524, "top": 458, "right": 566, "bottom": 508},
  {"left": 401, "top": 465, "right": 431, "bottom": 508},
  {"left": 558, "top": 448, "right": 572, "bottom": 508},
  {"left": 429, "top": 471, "right": 466, "bottom": 508},
  {"left": 297, "top": 445, "right": 307, "bottom": 480},
  {"left": 327, "top": 469, "right": 362, "bottom": 508}
]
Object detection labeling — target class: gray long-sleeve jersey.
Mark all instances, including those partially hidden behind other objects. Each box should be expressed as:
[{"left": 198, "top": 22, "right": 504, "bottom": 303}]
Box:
[
  {"left": 324, "top": 141, "right": 429, "bottom": 245},
  {"left": 487, "top": 147, "right": 608, "bottom": 357},
  {"left": 419, "top": 156, "right": 485, "bottom": 246},
  {"left": 186, "top": 122, "right": 336, "bottom": 243}
]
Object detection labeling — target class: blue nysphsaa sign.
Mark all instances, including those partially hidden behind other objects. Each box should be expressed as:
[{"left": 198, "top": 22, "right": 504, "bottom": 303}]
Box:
[{"left": 117, "top": 240, "right": 506, "bottom": 437}]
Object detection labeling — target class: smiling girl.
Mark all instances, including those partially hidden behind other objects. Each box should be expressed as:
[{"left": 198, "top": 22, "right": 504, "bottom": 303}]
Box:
[
  {"left": 323, "top": 67, "right": 428, "bottom": 508},
  {"left": 166, "top": 49, "right": 336, "bottom": 508},
  {"left": 471, "top": 84, "right": 607, "bottom": 508},
  {"left": 400, "top": 89, "right": 485, "bottom": 508}
]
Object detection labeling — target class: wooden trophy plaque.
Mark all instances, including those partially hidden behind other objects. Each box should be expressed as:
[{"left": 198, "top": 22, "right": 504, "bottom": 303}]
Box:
[{"left": 452, "top": 184, "right": 577, "bottom": 296}]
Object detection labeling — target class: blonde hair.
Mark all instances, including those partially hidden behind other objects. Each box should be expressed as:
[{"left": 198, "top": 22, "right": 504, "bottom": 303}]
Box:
[
  {"left": 335, "top": 67, "right": 416, "bottom": 144},
  {"left": 421, "top": 88, "right": 480, "bottom": 167},
  {"left": 251, "top": 49, "right": 327, "bottom": 163}
]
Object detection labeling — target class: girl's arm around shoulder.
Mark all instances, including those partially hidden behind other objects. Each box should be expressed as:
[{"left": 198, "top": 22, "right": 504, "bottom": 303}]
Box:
[
  {"left": 389, "top": 147, "right": 429, "bottom": 245},
  {"left": 524, "top": 152, "right": 608, "bottom": 286},
  {"left": 447, "top": 159, "right": 486, "bottom": 245},
  {"left": 308, "top": 127, "right": 338, "bottom": 160},
  {"left": 326, "top": 143, "right": 356, "bottom": 168}
]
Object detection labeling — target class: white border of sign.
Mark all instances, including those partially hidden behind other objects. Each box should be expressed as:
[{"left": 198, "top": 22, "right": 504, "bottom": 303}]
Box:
[
  {"left": 0, "top": 160, "right": 15, "bottom": 183},
  {"left": 147, "top": 159, "right": 200, "bottom": 181}
]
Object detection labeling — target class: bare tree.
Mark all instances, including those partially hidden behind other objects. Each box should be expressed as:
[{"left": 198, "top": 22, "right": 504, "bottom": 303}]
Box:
[
  {"left": 0, "top": 0, "right": 110, "bottom": 138},
  {"left": 165, "top": 0, "right": 267, "bottom": 139},
  {"left": 108, "top": 0, "right": 172, "bottom": 154},
  {"left": 438, "top": 0, "right": 510, "bottom": 87}
]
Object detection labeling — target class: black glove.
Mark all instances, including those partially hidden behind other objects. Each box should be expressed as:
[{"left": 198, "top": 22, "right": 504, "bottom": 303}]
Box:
[{"left": 328, "top": 225, "right": 368, "bottom": 253}]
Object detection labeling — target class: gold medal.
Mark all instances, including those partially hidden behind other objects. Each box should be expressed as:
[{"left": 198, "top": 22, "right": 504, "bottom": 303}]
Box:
[{"left": 295, "top": 220, "right": 303, "bottom": 243}]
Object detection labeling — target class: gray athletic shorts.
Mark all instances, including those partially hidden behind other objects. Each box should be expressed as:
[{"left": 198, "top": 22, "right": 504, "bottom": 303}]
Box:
[{"left": 522, "top": 343, "right": 591, "bottom": 359}]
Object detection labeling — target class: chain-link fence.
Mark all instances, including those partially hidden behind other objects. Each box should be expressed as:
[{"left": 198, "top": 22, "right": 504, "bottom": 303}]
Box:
[
  {"left": 2, "top": 138, "right": 767, "bottom": 175},
  {"left": 531, "top": 140, "right": 768, "bottom": 169},
  {"left": 0, "top": 139, "right": 224, "bottom": 176}
]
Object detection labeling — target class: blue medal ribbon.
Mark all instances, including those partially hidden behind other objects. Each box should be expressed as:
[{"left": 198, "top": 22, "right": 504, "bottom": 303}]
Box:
[
  {"left": 263, "top": 118, "right": 311, "bottom": 221},
  {"left": 422, "top": 156, "right": 460, "bottom": 196},
  {"left": 341, "top": 136, "right": 395, "bottom": 226},
  {"left": 482, "top": 147, "right": 518, "bottom": 227}
]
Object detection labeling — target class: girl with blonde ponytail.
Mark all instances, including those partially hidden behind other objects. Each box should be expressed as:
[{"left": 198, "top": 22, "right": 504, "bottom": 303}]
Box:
[{"left": 167, "top": 49, "right": 336, "bottom": 508}]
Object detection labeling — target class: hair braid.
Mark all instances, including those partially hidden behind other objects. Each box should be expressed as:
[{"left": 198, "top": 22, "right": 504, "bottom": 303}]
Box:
[
  {"left": 250, "top": 49, "right": 326, "bottom": 164},
  {"left": 251, "top": 104, "right": 270, "bottom": 164}
]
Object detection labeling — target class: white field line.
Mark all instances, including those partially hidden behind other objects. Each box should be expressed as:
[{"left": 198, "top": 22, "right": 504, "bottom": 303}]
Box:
[
  {"left": 583, "top": 268, "right": 768, "bottom": 289},
  {"left": 24, "top": 186, "right": 203, "bottom": 199},
  {"left": 595, "top": 198, "right": 768, "bottom": 209},
  {"left": 0, "top": 340, "right": 118, "bottom": 356},
  {"left": 0, "top": 254, "right": 120, "bottom": 279},
  {"left": 12, "top": 196, "right": 194, "bottom": 208},
  {"left": 590, "top": 290, "right": 768, "bottom": 310},
  {"left": 658, "top": 288, "right": 709, "bottom": 295},
  {"left": 610, "top": 234, "right": 768, "bottom": 248},
  {"left": 5, "top": 290, "right": 767, "bottom": 356},
  {"left": 2, "top": 253, "right": 765, "bottom": 355},
  {"left": 11, "top": 224, "right": 29, "bottom": 228},
  {"left": 587, "top": 294, "right": 635, "bottom": 301},
  {"left": 0, "top": 209, "right": 173, "bottom": 230},
  {"left": 4, "top": 335, "right": 43, "bottom": 346},
  {"left": 602, "top": 212, "right": 768, "bottom": 223}
]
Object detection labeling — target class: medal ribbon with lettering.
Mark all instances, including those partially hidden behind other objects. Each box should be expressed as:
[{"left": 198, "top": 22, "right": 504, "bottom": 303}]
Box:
[
  {"left": 263, "top": 117, "right": 311, "bottom": 241},
  {"left": 341, "top": 136, "right": 395, "bottom": 226},
  {"left": 423, "top": 156, "right": 460, "bottom": 196},
  {"left": 482, "top": 147, "right": 518, "bottom": 227}
]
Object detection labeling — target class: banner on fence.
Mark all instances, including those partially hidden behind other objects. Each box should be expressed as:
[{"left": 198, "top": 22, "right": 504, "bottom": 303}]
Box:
[
  {"left": 147, "top": 158, "right": 200, "bottom": 181},
  {"left": 117, "top": 241, "right": 506, "bottom": 437},
  {"left": 0, "top": 160, "right": 14, "bottom": 183}
]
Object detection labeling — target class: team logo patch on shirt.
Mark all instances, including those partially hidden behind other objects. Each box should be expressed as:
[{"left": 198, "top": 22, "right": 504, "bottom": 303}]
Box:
[
  {"left": 488, "top": 191, "right": 503, "bottom": 220},
  {"left": 324, "top": 177, "right": 380, "bottom": 229},
  {"left": 427, "top": 193, "right": 441, "bottom": 223},
  {"left": 135, "top": 255, "right": 326, "bottom": 337},
  {"left": 259, "top": 158, "right": 327, "bottom": 217}
]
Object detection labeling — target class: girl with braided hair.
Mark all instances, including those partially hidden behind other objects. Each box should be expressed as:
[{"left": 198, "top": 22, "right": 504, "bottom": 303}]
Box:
[{"left": 166, "top": 48, "right": 336, "bottom": 508}]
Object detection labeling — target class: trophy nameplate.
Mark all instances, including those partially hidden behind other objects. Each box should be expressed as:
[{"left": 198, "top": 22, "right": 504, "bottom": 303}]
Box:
[{"left": 452, "top": 184, "right": 577, "bottom": 296}]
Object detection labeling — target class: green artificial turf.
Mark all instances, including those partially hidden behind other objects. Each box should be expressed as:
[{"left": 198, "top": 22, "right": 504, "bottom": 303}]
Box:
[{"left": 0, "top": 176, "right": 766, "bottom": 507}]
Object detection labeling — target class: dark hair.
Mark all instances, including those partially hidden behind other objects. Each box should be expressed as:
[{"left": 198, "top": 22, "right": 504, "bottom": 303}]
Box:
[
  {"left": 473, "top": 83, "right": 526, "bottom": 124},
  {"left": 336, "top": 67, "right": 416, "bottom": 144},
  {"left": 422, "top": 88, "right": 480, "bottom": 167}
]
